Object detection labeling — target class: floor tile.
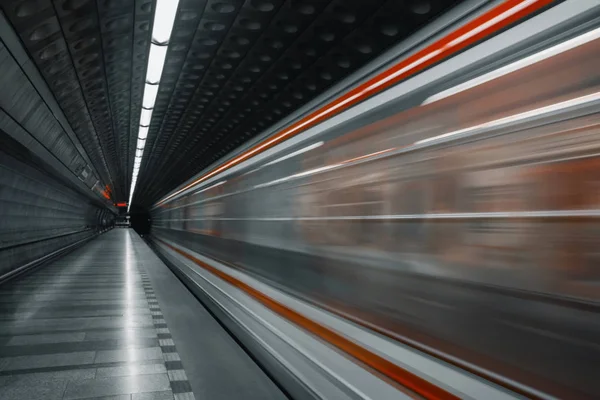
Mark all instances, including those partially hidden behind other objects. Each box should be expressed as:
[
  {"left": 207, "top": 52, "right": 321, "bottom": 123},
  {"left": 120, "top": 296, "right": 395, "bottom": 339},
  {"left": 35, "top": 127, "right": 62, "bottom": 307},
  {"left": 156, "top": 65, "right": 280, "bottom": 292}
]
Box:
[
  {"left": 0, "top": 377, "right": 67, "bottom": 400},
  {"left": 2, "top": 308, "right": 151, "bottom": 319},
  {"left": 63, "top": 374, "right": 171, "bottom": 399},
  {"left": 84, "top": 329, "right": 157, "bottom": 342},
  {"left": 96, "top": 363, "right": 166, "bottom": 378},
  {"left": 5, "top": 368, "right": 95, "bottom": 382},
  {"left": 132, "top": 391, "right": 174, "bottom": 400},
  {"left": 0, "top": 351, "right": 96, "bottom": 371},
  {"left": 94, "top": 347, "right": 163, "bottom": 364},
  {"left": 6, "top": 332, "right": 85, "bottom": 346},
  {"left": 0, "top": 375, "right": 12, "bottom": 386},
  {"left": 0, "top": 231, "right": 198, "bottom": 400}
]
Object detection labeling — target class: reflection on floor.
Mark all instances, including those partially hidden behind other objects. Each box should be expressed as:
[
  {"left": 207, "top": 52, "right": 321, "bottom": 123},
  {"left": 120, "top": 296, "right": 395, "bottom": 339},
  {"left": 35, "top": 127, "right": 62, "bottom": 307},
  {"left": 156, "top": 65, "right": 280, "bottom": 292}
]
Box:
[{"left": 0, "top": 230, "right": 194, "bottom": 400}]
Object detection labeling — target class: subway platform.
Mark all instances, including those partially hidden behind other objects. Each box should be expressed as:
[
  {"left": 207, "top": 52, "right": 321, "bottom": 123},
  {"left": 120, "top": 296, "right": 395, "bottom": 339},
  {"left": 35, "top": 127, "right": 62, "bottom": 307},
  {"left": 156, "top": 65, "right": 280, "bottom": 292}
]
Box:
[{"left": 0, "top": 229, "right": 285, "bottom": 400}]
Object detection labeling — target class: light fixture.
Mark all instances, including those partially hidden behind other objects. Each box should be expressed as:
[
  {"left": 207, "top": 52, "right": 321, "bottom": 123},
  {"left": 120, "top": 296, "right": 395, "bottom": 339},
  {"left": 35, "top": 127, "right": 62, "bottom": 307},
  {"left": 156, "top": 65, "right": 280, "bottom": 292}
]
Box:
[
  {"left": 129, "top": 0, "right": 182, "bottom": 212},
  {"left": 146, "top": 44, "right": 168, "bottom": 83},
  {"left": 151, "top": 0, "right": 180, "bottom": 44},
  {"left": 140, "top": 108, "right": 153, "bottom": 126},
  {"left": 138, "top": 126, "right": 149, "bottom": 140},
  {"left": 143, "top": 83, "right": 159, "bottom": 109}
]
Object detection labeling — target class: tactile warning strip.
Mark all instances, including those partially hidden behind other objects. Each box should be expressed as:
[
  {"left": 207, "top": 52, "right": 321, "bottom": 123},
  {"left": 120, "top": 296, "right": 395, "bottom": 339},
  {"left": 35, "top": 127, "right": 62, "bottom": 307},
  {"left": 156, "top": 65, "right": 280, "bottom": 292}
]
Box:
[{"left": 140, "top": 267, "right": 196, "bottom": 400}]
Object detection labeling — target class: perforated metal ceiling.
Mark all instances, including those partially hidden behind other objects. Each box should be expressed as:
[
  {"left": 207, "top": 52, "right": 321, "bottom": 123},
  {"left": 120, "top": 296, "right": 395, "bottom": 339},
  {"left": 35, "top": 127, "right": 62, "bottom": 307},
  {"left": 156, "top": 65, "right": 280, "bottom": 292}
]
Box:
[
  {"left": 1, "top": 0, "right": 153, "bottom": 202},
  {"left": 1, "top": 0, "right": 463, "bottom": 207}
]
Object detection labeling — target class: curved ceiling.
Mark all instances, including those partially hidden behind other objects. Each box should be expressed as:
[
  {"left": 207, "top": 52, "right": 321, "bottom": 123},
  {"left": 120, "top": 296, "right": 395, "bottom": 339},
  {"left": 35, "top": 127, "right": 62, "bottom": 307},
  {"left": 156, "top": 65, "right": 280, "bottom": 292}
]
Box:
[{"left": 1, "top": 0, "right": 464, "bottom": 208}]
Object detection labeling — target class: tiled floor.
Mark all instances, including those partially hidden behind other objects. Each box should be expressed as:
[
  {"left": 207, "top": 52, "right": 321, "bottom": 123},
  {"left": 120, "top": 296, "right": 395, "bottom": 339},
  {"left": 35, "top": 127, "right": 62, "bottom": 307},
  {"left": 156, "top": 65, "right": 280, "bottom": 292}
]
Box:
[{"left": 0, "top": 230, "right": 194, "bottom": 400}]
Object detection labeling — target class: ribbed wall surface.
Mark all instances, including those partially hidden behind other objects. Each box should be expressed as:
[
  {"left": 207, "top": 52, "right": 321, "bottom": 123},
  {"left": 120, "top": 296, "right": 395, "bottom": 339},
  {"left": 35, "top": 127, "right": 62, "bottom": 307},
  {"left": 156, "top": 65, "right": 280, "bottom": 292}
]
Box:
[{"left": 0, "top": 142, "right": 111, "bottom": 277}]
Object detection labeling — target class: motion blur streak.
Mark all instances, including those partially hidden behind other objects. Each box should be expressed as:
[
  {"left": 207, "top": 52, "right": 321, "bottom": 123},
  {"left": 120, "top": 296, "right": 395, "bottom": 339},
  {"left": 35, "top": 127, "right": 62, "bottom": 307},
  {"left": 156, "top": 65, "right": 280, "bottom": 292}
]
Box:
[
  {"left": 153, "top": 6, "right": 600, "bottom": 397},
  {"left": 158, "top": 239, "right": 460, "bottom": 400},
  {"left": 416, "top": 91, "right": 600, "bottom": 145},
  {"left": 155, "top": 0, "right": 555, "bottom": 206},
  {"left": 423, "top": 26, "right": 600, "bottom": 104}
]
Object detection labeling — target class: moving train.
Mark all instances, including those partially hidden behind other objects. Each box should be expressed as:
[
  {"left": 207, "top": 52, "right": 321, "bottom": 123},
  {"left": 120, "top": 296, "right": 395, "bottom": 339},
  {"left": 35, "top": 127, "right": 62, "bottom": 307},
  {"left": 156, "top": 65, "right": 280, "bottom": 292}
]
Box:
[
  {"left": 157, "top": 8, "right": 600, "bottom": 299},
  {"left": 153, "top": 1, "right": 600, "bottom": 397}
]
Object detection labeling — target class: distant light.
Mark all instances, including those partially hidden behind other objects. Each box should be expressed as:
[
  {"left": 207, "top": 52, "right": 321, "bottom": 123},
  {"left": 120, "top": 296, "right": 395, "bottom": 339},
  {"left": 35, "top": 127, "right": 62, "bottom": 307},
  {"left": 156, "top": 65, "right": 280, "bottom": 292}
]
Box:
[
  {"left": 137, "top": 138, "right": 146, "bottom": 149},
  {"left": 136, "top": 149, "right": 144, "bottom": 158}
]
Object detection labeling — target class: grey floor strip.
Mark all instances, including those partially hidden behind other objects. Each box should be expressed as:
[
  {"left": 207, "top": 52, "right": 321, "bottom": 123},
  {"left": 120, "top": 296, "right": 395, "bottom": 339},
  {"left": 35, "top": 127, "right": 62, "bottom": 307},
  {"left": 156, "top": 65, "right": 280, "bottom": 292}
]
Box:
[{"left": 138, "top": 267, "right": 195, "bottom": 400}]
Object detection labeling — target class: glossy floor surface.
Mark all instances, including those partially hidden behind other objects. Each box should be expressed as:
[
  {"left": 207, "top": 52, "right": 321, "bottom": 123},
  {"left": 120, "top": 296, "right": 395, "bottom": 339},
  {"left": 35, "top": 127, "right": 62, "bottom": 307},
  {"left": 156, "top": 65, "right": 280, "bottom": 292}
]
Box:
[{"left": 0, "top": 229, "right": 285, "bottom": 400}]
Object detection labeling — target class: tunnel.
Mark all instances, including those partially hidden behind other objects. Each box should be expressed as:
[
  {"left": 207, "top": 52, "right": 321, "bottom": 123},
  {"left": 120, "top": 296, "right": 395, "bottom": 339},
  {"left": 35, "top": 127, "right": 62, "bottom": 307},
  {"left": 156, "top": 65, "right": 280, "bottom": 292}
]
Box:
[{"left": 1, "top": 0, "right": 600, "bottom": 399}]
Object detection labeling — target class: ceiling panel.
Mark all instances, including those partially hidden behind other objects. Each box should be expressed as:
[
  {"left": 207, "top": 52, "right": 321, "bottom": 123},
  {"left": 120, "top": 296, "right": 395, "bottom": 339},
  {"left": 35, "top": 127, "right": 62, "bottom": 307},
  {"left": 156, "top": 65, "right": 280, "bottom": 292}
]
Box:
[{"left": 1, "top": 0, "right": 464, "bottom": 207}]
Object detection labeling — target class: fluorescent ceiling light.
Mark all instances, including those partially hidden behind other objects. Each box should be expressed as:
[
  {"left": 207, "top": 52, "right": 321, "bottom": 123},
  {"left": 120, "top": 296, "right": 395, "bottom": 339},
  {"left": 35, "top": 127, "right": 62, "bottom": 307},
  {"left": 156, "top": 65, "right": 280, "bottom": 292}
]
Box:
[
  {"left": 138, "top": 126, "right": 149, "bottom": 140},
  {"left": 143, "top": 83, "right": 159, "bottom": 109},
  {"left": 152, "top": 0, "right": 180, "bottom": 44},
  {"left": 146, "top": 44, "right": 168, "bottom": 83},
  {"left": 140, "top": 108, "right": 153, "bottom": 126},
  {"left": 423, "top": 27, "right": 600, "bottom": 105},
  {"left": 129, "top": 0, "right": 181, "bottom": 207}
]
